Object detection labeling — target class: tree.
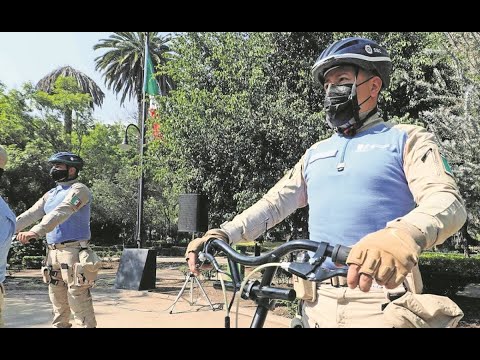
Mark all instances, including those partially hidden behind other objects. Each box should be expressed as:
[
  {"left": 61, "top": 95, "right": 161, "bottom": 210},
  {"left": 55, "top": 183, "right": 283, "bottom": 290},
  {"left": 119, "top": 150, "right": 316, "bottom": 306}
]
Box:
[
  {"left": 35, "top": 76, "right": 96, "bottom": 150},
  {"left": 35, "top": 66, "right": 104, "bottom": 147},
  {"left": 93, "top": 32, "right": 174, "bottom": 127},
  {"left": 0, "top": 83, "right": 35, "bottom": 148},
  {"left": 419, "top": 32, "right": 480, "bottom": 237}
]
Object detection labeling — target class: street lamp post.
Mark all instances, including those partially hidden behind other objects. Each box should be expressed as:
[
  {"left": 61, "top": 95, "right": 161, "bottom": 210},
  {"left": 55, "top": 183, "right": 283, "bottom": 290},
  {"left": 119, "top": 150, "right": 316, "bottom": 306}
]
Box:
[
  {"left": 121, "top": 123, "right": 145, "bottom": 249},
  {"left": 114, "top": 32, "right": 157, "bottom": 291}
]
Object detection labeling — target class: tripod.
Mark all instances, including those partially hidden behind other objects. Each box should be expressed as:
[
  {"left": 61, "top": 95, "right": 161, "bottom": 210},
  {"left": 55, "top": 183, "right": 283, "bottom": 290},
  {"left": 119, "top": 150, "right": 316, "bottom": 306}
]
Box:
[{"left": 168, "top": 272, "right": 215, "bottom": 314}]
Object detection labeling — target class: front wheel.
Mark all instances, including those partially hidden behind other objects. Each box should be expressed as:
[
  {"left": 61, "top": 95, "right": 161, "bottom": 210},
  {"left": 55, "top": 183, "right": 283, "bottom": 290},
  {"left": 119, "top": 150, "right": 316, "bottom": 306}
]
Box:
[{"left": 290, "top": 316, "right": 303, "bottom": 328}]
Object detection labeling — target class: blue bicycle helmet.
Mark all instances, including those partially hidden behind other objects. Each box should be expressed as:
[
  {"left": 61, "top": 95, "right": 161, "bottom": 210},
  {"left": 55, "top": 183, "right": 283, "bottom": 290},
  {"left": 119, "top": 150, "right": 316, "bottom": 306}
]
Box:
[
  {"left": 312, "top": 37, "right": 392, "bottom": 89},
  {"left": 48, "top": 152, "right": 84, "bottom": 171}
]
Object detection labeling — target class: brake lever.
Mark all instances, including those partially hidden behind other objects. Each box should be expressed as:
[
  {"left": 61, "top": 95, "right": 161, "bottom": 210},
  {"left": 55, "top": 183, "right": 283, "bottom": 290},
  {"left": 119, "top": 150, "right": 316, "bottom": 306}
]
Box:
[
  {"left": 198, "top": 251, "right": 226, "bottom": 274},
  {"left": 286, "top": 261, "right": 348, "bottom": 282}
]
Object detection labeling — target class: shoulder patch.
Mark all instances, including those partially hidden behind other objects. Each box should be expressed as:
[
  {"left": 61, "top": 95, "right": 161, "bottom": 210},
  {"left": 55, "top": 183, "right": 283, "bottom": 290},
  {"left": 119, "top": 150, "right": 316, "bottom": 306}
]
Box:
[
  {"left": 441, "top": 155, "right": 453, "bottom": 176},
  {"left": 70, "top": 194, "right": 82, "bottom": 209}
]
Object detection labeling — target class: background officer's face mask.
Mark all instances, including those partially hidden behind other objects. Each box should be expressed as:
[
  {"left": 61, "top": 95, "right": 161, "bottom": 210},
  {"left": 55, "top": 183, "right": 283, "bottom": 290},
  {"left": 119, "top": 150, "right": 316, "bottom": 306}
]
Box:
[{"left": 49, "top": 167, "right": 68, "bottom": 182}]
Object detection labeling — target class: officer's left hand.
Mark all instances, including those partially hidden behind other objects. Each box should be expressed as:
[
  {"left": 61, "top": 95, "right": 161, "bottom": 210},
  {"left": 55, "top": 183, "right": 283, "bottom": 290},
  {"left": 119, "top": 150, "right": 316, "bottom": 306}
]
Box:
[
  {"left": 16, "top": 231, "right": 38, "bottom": 245},
  {"left": 346, "top": 228, "right": 421, "bottom": 292}
]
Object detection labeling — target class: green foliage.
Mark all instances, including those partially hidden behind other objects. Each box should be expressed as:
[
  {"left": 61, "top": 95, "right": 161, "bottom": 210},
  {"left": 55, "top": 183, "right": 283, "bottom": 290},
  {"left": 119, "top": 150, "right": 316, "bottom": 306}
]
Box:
[
  {"left": 33, "top": 76, "right": 94, "bottom": 147},
  {"left": 8, "top": 240, "right": 45, "bottom": 269},
  {"left": 419, "top": 252, "right": 480, "bottom": 296},
  {"left": 153, "top": 32, "right": 328, "bottom": 233},
  {"left": 417, "top": 33, "right": 480, "bottom": 233},
  {"left": 93, "top": 32, "right": 174, "bottom": 126},
  {"left": 0, "top": 85, "right": 36, "bottom": 147},
  {"left": 22, "top": 256, "right": 44, "bottom": 269}
]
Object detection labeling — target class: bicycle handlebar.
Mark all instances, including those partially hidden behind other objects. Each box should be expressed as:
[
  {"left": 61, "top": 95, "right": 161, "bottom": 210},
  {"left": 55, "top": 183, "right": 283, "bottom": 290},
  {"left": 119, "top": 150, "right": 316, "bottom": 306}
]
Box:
[
  {"left": 201, "top": 238, "right": 351, "bottom": 282},
  {"left": 200, "top": 239, "right": 351, "bottom": 328},
  {"left": 205, "top": 239, "right": 349, "bottom": 266}
]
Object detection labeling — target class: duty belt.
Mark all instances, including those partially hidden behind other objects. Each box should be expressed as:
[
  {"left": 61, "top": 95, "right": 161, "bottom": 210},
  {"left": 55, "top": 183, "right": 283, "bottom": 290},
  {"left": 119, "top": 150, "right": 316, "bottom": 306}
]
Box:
[
  {"left": 318, "top": 276, "right": 348, "bottom": 288},
  {"left": 47, "top": 240, "right": 88, "bottom": 250}
]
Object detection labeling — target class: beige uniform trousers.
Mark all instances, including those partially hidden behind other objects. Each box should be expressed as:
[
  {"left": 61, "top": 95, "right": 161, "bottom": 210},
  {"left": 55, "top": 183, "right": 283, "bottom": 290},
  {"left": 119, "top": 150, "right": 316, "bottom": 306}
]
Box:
[
  {"left": 47, "top": 246, "right": 96, "bottom": 328},
  {"left": 0, "top": 283, "right": 5, "bottom": 328},
  {"left": 302, "top": 280, "right": 405, "bottom": 328}
]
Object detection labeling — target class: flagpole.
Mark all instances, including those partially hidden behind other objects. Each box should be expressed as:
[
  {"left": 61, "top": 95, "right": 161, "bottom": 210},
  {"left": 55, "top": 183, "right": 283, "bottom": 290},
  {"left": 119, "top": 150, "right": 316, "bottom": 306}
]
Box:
[{"left": 135, "top": 32, "right": 149, "bottom": 249}]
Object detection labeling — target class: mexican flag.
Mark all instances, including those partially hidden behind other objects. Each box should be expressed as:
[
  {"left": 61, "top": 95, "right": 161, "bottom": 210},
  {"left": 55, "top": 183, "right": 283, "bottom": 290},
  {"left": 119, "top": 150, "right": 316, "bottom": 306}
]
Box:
[
  {"left": 145, "top": 53, "right": 160, "bottom": 96},
  {"left": 145, "top": 53, "right": 160, "bottom": 119},
  {"left": 145, "top": 53, "right": 161, "bottom": 139}
]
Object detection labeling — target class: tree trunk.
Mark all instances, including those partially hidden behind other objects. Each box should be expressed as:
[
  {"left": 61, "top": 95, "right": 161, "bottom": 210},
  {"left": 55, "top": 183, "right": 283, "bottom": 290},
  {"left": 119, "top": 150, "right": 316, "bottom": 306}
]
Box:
[
  {"left": 64, "top": 110, "right": 72, "bottom": 150},
  {"left": 461, "top": 222, "right": 471, "bottom": 258}
]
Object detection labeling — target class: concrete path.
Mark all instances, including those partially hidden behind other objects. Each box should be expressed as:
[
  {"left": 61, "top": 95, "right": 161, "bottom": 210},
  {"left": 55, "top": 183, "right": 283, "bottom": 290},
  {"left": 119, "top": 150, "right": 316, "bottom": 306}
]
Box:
[{"left": 2, "top": 257, "right": 290, "bottom": 328}]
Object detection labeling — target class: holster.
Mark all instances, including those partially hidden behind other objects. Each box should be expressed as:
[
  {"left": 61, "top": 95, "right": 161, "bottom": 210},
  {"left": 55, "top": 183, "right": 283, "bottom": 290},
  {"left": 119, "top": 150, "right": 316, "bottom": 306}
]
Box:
[
  {"left": 73, "top": 248, "right": 103, "bottom": 287},
  {"left": 73, "top": 263, "right": 96, "bottom": 287},
  {"left": 293, "top": 275, "right": 317, "bottom": 302},
  {"left": 41, "top": 265, "right": 52, "bottom": 284}
]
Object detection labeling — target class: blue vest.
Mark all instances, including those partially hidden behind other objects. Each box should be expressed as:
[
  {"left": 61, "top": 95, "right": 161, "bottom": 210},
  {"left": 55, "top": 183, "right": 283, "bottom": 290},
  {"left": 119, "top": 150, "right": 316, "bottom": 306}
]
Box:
[
  {"left": 0, "top": 197, "right": 16, "bottom": 283},
  {"left": 303, "top": 123, "right": 415, "bottom": 269},
  {"left": 44, "top": 184, "right": 91, "bottom": 244}
]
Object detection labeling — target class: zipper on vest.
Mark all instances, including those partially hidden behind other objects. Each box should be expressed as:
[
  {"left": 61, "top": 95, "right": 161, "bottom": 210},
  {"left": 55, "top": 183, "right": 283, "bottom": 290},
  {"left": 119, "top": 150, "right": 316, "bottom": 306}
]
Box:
[{"left": 337, "top": 138, "right": 351, "bottom": 171}]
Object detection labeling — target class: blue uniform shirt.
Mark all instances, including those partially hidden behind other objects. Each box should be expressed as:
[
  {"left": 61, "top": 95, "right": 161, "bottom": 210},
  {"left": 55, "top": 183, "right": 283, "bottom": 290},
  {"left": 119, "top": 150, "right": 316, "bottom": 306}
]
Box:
[{"left": 0, "top": 197, "right": 16, "bottom": 283}]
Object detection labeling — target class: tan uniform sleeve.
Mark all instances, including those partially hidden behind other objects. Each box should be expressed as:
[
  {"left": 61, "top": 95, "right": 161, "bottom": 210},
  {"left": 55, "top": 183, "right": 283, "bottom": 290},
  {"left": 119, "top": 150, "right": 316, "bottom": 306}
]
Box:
[
  {"left": 29, "top": 183, "right": 91, "bottom": 238},
  {"left": 221, "top": 156, "right": 308, "bottom": 245},
  {"left": 15, "top": 192, "right": 49, "bottom": 232},
  {"left": 386, "top": 124, "right": 467, "bottom": 249}
]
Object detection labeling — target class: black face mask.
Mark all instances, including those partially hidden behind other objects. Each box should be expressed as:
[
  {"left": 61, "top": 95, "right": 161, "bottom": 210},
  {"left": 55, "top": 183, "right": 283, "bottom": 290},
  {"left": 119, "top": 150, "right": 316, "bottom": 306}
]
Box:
[
  {"left": 50, "top": 168, "right": 69, "bottom": 182},
  {"left": 323, "top": 77, "right": 373, "bottom": 134},
  {"left": 324, "top": 83, "right": 359, "bottom": 131}
]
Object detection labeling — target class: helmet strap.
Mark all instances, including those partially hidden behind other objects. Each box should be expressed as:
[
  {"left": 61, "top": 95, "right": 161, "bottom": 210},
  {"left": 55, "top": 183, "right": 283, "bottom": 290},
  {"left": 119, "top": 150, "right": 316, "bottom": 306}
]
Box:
[
  {"left": 339, "top": 68, "right": 375, "bottom": 136},
  {"left": 66, "top": 165, "right": 79, "bottom": 180}
]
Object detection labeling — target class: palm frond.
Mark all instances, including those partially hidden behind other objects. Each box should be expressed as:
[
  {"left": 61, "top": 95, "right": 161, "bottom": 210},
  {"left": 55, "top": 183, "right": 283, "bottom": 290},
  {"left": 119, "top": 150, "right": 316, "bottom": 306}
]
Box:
[{"left": 36, "top": 66, "right": 105, "bottom": 108}]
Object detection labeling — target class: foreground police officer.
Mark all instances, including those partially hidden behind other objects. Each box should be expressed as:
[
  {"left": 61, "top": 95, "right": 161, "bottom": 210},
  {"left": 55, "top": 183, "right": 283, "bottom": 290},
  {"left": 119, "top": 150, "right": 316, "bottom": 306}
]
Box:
[
  {"left": 16, "top": 152, "right": 97, "bottom": 328},
  {"left": 0, "top": 145, "right": 16, "bottom": 327},
  {"left": 186, "top": 37, "right": 467, "bottom": 327}
]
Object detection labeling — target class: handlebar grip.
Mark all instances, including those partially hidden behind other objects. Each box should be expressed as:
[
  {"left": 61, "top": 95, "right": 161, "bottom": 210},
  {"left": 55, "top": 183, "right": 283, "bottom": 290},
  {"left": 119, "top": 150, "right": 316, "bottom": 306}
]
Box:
[{"left": 330, "top": 244, "right": 351, "bottom": 265}]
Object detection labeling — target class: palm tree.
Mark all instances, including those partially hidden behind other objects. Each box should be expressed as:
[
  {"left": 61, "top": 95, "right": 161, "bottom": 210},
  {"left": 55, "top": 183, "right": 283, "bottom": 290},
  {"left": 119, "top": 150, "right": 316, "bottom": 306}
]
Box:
[
  {"left": 93, "top": 32, "right": 174, "bottom": 127},
  {"left": 36, "top": 66, "right": 105, "bottom": 139}
]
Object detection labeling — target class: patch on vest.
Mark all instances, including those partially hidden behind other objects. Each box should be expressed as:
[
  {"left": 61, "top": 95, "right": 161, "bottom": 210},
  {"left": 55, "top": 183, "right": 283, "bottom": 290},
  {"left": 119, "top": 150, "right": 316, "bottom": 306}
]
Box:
[
  {"left": 70, "top": 194, "right": 82, "bottom": 209},
  {"left": 441, "top": 156, "right": 453, "bottom": 176}
]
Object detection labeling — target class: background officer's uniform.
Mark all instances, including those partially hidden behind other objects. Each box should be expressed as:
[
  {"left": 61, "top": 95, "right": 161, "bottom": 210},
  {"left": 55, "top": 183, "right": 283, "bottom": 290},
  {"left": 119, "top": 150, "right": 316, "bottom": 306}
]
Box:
[{"left": 16, "top": 179, "right": 96, "bottom": 328}]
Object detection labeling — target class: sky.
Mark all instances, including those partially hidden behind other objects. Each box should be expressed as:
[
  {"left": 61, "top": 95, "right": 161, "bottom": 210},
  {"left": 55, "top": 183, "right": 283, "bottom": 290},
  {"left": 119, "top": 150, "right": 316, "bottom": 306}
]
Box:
[{"left": 0, "top": 32, "right": 159, "bottom": 125}]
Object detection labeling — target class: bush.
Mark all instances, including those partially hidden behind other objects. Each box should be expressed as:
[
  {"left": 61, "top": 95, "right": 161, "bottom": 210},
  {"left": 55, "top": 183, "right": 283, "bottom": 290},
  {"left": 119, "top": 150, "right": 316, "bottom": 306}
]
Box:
[
  {"left": 8, "top": 240, "right": 45, "bottom": 269},
  {"left": 22, "top": 256, "right": 44, "bottom": 269},
  {"left": 419, "top": 252, "right": 480, "bottom": 296}
]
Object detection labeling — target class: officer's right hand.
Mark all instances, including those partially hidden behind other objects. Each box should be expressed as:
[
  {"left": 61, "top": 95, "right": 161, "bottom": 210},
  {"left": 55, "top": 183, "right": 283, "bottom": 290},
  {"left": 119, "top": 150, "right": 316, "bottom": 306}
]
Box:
[
  {"left": 185, "top": 229, "right": 229, "bottom": 276},
  {"left": 346, "top": 228, "right": 421, "bottom": 292},
  {"left": 16, "top": 231, "right": 38, "bottom": 245}
]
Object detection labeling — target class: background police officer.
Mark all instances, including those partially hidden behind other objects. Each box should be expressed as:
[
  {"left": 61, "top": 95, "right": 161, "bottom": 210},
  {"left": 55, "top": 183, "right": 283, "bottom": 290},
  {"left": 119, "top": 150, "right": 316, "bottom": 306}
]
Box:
[{"left": 16, "top": 152, "right": 96, "bottom": 328}]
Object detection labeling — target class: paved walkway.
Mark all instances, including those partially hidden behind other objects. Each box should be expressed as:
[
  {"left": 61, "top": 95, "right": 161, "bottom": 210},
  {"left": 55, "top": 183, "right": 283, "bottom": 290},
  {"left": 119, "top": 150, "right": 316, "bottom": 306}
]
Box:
[{"left": 3, "top": 257, "right": 290, "bottom": 328}]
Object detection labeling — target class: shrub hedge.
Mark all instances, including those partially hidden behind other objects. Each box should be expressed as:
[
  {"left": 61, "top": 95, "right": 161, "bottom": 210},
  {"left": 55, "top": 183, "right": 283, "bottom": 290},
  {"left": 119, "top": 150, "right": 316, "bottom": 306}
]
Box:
[
  {"left": 419, "top": 252, "right": 480, "bottom": 296},
  {"left": 22, "top": 256, "right": 44, "bottom": 269}
]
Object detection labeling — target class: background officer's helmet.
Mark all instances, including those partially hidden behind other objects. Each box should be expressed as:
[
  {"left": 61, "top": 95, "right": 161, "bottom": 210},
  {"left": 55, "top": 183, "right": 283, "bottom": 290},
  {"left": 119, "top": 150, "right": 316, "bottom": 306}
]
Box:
[{"left": 48, "top": 152, "right": 84, "bottom": 171}]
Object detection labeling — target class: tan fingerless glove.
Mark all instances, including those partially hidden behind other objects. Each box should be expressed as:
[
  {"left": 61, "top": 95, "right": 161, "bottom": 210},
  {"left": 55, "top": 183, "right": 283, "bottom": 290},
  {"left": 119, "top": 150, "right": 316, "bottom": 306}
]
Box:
[
  {"left": 184, "top": 229, "right": 229, "bottom": 260},
  {"left": 346, "top": 228, "right": 422, "bottom": 289}
]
